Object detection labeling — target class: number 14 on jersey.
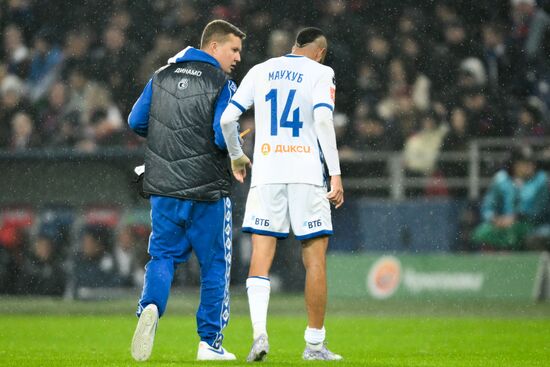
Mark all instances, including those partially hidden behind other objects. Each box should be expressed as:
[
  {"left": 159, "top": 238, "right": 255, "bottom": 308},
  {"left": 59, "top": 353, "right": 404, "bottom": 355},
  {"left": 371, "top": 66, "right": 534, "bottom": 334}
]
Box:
[{"left": 265, "top": 88, "right": 303, "bottom": 137}]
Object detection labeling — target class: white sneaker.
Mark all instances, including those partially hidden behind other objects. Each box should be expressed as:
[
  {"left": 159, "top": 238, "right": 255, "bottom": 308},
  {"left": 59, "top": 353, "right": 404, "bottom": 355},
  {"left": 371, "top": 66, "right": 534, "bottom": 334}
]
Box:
[
  {"left": 131, "top": 304, "right": 159, "bottom": 361},
  {"left": 303, "top": 342, "right": 343, "bottom": 361},
  {"left": 196, "top": 341, "right": 237, "bottom": 361}
]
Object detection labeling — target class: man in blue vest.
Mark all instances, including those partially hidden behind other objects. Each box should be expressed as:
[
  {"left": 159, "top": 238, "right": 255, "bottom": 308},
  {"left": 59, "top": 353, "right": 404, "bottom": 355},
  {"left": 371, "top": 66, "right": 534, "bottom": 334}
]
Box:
[{"left": 127, "top": 20, "right": 245, "bottom": 361}]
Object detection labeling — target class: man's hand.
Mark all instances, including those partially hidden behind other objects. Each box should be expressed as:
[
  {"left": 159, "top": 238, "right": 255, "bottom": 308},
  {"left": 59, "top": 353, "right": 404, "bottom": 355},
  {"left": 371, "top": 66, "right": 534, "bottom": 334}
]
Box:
[
  {"left": 231, "top": 154, "right": 252, "bottom": 183},
  {"left": 327, "top": 175, "right": 344, "bottom": 209}
]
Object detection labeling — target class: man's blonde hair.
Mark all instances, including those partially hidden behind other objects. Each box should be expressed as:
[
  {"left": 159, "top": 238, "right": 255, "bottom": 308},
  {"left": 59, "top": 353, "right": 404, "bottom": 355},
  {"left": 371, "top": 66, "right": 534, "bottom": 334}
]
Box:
[{"left": 200, "top": 20, "right": 246, "bottom": 49}]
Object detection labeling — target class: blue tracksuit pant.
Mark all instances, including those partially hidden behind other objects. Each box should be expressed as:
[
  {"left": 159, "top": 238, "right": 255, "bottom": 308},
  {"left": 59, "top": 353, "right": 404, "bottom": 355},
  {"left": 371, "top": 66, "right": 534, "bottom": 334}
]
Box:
[{"left": 137, "top": 195, "right": 232, "bottom": 349}]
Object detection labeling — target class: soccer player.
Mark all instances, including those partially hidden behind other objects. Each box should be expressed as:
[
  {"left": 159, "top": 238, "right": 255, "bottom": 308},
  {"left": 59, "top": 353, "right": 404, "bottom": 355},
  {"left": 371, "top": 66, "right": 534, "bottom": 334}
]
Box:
[
  {"left": 221, "top": 27, "right": 344, "bottom": 361},
  {"left": 127, "top": 20, "right": 245, "bottom": 361}
]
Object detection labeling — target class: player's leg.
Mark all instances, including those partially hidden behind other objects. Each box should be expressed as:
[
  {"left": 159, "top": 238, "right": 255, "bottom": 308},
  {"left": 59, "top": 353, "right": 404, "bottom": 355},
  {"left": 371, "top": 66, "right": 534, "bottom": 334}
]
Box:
[
  {"left": 189, "top": 197, "right": 236, "bottom": 360},
  {"left": 246, "top": 234, "right": 276, "bottom": 362},
  {"left": 132, "top": 196, "right": 192, "bottom": 361},
  {"left": 300, "top": 237, "right": 341, "bottom": 360},
  {"left": 289, "top": 184, "right": 342, "bottom": 360},
  {"left": 242, "top": 184, "right": 290, "bottom": 361},
  {"left": 301, "top": 236, "right": 328, "bottom": 329}
]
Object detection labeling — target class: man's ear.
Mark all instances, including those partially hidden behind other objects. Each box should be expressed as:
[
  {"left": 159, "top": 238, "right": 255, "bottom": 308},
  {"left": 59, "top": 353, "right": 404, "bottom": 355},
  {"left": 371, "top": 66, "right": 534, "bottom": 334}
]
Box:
[{"left": 318, "top": 48, "right": 327, "bottom": 63}]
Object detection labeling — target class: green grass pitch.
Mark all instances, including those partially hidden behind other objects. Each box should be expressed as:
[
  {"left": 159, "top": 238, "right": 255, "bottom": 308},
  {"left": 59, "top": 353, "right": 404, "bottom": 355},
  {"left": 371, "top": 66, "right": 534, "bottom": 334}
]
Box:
[{"left": 0, "top": 294, "right": 548, "bottom": 366}]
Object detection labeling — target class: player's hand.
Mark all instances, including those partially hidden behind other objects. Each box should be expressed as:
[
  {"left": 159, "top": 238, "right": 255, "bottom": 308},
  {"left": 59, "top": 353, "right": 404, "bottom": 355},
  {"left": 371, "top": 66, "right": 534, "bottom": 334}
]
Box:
[
  {"left": 231, "top": 154, "right": 252, "bottom": 183},
  {"left": 327, "top": 175, "right": 344, "bottom": 209}
]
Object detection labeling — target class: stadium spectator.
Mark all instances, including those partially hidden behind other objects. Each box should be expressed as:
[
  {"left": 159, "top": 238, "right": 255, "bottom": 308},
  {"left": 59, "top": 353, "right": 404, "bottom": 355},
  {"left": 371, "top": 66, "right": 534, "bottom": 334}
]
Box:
[
  {"left": 65, "top": 66, "right": 113, "bottom": 124},
  {"left": 60, "top": 29, "right": 92, "bottom": 80},
  {"left": 9, "top": 111, "right": 40, "bottom": 150},
  {"left": 317, "top": 0, "right": 358, "bottom": 112},
  {"left": 524, "top": 0, "right": 550, "bottom": 62},
  {"left": 460, "top": 87, "right": 506, "bottom": 137},
  {"left": 361, "top": 31, "right": 391, "bottom": 92},
  {"left": 3, "top": 23, "right": 30, "bottom": 78},
  {"left": 162, "top": 1, "right": 204, "bottom": 48},
  {"left": 377, "top": 56, "right": 432, "bottom": 147},
  {"left": 472, "top": 146, "right": 550, "bottom": 250},
  {"left": 432, "top": 2, "right": 460, "bottom": 41},
  {"left": 87, "top": 108, "right": 124, "bottom": 147},
  {"left": 351, "top": 112, "right": 396, "bottom": 152},
  {"left": 356, "top": 61, "right": 384, "bottom": 106},
  {"left": 137, "top": 30, "right": 180, "bottom": 85},
  {"left": 332, "top": 112, "right": 353, "bottom": 155},
  {"left": 513, "top": 97, "right": 546, "bottom": 137},
  {"left": 0, "top": 75, "right": 32, "bottom": 147},
  {"left": 73, "top": 225, "right": 118, "bottom": 288},
  {"left": 27, "top": 28, "right": 63, "bottom": 102},
  {"left": 480, "top": 22, "right": 518, "bottom": 98},
  {"left": 442, "top": 107, "right": 470, "bottom": 151},
  {"left": 36, "top": 81, "right": 68, "bottom": 145},
  {"left": 112, "top": 225, "right": 143, "bottom": 287},
  {"left": 403, "top": 111, "right": 449, "bottom": 176},
  {"left": 16, "top": 234, "right": 65, "bottom": 296},
  {"left": 458, "top": 58, "right": 488, "bottom": 90},
  {"left": 91, "top": 24, "right": 137, "bottom": 113},
  {"left": 49, "top": 110, "right": 81, "bottom": 147},
  {"left": 267, "top": 30, "right": 293, "bottom": 58},
  {"left": 396, "top": 34, "right": 428, "bottom": 76},
  {"left": 397, "top": 8, "right": 427, "bottom": 39},
  {"left": 431, "top": 19, "right": 482, "bottom": 102},
  {"left": 510, "top": 0, "right": 538, "bottom": 45}
]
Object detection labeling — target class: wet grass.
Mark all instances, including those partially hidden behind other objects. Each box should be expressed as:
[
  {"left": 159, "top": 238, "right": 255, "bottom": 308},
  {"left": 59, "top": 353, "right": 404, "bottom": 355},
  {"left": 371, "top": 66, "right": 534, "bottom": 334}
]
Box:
[{"left": 0, "top": 295, "right": 548, "bottom": 366}]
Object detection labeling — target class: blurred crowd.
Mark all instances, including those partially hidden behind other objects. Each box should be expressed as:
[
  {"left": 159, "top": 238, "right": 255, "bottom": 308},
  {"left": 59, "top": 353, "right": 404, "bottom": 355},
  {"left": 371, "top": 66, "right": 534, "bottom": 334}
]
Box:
[
  {"left": 2, "top": 1, "right": 550, "bottom": 296},
  {"left": 0, "top": 0, "right": 549, "bottom": 162},
  {"left": 0, "top": 206, "right": 154, "bottom": 297}
]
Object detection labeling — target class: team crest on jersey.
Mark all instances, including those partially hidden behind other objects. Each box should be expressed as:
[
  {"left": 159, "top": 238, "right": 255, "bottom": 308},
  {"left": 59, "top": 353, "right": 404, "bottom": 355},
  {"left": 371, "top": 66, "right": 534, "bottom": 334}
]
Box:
[
  {"left": 178, "top": 78, "right": 189, "bottom": 90},
  {"left": 261, "top": 143, "right": 271, "bottom": 156}
]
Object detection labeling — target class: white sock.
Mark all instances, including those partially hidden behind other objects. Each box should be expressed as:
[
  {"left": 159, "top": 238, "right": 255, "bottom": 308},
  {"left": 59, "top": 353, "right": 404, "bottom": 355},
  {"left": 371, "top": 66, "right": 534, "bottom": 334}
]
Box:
[
  {"left": 246, "top": 276, "right": 271, "bottom": 340},
  {"left": 305, "top": 326, "right": 326, "bottom": 351}
]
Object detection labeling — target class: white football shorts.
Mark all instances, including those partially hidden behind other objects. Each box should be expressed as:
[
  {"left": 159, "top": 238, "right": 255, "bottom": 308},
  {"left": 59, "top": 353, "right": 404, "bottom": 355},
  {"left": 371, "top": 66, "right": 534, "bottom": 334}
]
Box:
[{"left": 242, "top": 183, "right": 333, "bottom": 240}]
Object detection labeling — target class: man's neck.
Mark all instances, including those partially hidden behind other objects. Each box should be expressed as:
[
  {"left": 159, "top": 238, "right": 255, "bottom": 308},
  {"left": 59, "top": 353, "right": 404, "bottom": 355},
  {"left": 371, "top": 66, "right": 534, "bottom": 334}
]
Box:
[{"left": 292, "top": 49, "right": 314, "bottom": 61}]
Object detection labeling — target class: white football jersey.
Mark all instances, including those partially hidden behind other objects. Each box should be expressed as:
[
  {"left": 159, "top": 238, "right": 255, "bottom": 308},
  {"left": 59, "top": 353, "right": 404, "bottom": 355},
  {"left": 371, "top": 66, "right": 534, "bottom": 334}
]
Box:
[{"left": 230, "top": 54, "right": 336, "bottom": 187}]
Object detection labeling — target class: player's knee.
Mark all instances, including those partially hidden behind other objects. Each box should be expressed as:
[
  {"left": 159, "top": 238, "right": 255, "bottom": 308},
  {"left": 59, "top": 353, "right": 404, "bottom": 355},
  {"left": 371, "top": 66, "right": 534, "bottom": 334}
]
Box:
[{"left": 302, "top": 257, "right": 326, "bottom": 271}]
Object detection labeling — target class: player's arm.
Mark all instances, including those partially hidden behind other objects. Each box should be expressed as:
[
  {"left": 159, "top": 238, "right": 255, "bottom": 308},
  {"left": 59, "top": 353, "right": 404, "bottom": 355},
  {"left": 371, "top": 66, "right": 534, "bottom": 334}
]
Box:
[
  {"left": 213, "top": 79, "right": 238, "bottom": 150},
  {"left": 220, "top": 67, "right": 256, "bottom": 183},
  {"left": 128, "top": 78, "right": 153, "bottom": 137},
  {"left": 312, "top": 68, "right": 343, "bottom": 208},
  {"left": 315, "top": 107, "right": 344, "bottom": 209}
]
